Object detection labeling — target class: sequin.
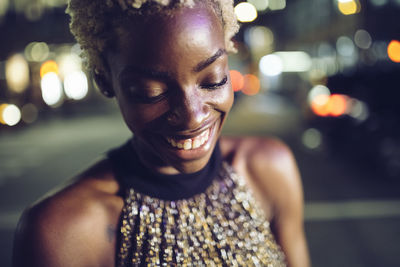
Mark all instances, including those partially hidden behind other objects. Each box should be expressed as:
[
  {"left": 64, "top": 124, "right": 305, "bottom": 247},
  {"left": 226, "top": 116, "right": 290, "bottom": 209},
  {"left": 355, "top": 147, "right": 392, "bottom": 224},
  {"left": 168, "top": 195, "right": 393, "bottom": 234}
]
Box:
[{"left": 117, "top": 162, "right": 286, "bottom": 267}]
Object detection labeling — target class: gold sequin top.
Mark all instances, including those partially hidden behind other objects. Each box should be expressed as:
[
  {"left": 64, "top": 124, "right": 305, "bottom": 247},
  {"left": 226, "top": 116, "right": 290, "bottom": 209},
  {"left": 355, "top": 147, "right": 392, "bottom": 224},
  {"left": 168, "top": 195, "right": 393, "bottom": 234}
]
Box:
[{"left": 116, "top": 162, "right": 286, "bottom": 266}]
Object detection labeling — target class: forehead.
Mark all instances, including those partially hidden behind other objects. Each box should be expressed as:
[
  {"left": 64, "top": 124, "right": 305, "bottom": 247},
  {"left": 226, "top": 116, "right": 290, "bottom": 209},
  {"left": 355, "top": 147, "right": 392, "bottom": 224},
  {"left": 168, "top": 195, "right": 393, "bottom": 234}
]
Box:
[{"left": 108, "top": 4, "right": 225, "bottom": 74}]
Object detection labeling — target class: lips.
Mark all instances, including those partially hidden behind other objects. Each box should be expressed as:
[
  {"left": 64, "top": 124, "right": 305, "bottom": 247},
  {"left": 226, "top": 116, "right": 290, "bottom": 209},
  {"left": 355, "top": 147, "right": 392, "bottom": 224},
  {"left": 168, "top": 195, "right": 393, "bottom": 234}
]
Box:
[{"left": 166, "top": 128, "right": 210, "bottom": 150}]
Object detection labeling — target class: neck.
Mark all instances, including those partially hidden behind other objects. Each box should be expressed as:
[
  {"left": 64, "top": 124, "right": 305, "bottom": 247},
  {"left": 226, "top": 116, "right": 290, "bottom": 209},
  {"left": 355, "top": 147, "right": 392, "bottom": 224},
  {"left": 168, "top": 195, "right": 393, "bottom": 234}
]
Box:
[
  {"left": 131, "top": 137, "right": 181, "bottom": 175},
  {"left": 107, "top": 139, "right": 223, "bottom": 200}
]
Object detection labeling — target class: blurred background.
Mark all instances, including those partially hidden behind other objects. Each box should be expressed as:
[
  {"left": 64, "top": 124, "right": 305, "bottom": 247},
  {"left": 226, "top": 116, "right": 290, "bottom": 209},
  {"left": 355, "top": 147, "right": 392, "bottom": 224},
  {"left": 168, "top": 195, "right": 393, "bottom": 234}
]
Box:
[{"left": 1, "top": 0, "right": 400, "bottom": 266}]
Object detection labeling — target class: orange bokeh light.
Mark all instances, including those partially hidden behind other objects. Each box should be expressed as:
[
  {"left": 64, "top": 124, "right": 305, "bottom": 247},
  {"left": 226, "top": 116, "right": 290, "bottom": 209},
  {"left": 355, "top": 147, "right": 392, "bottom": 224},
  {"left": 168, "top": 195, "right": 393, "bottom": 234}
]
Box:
[
  {"left": 40, "top": 60, "right": 59, "bottom": 78},
  {"left": 311, "top": 94, "right": 348, "bottom": 117},
  {"left": 241, "top": 74, "right": 260, "bottom": 96},
  {"left": 0, "top": 104, "right": 8, "bottom": 124},
  {"left": 229, "top": 70, "right": 244, "bottom": 92},
  {"left": 311, "top": 94, "right": 330, "bottom": 117},
  {"left": 328, "top": 94, "right": 347, "bottom": 117},
  {"left": 387, "top": 40, "right": 400, "bottom": 63}
]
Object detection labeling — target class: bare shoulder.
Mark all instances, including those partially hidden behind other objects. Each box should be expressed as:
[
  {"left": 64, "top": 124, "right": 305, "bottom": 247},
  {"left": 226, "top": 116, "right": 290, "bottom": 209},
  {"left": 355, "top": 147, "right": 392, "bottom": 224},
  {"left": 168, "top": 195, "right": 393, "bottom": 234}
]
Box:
[
  {"left": 220, "top": 135, "right": 297, "bottom": 175},
  {"left": 13, "top": 159, "right": 124, "bottom": 267},
  {"left": 221, "top": 136, "right": 309, "bottom": 266},
  {"left": 220, "top": 136, "right": 303, "bottom": 218}
]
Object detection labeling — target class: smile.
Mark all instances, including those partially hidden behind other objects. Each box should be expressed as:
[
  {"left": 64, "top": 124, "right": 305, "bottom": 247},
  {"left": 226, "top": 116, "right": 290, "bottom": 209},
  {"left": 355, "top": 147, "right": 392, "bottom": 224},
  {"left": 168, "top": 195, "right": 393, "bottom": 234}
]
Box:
[{"left": 166, "top": 128, "right": 210, "bottom": 150}]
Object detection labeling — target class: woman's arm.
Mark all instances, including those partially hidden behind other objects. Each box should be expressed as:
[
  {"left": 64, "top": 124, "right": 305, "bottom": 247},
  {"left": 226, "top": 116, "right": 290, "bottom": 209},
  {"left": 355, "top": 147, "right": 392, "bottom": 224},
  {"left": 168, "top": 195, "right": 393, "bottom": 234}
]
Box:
[
  {"left": 12, "top": 172, "right": 122, "bottom": 267},
  {"left": 244, "top": 138, "right": 311, "bottom": 267},
  {"left": 12, "top": 199, "right": 92, "bottom": 267}
]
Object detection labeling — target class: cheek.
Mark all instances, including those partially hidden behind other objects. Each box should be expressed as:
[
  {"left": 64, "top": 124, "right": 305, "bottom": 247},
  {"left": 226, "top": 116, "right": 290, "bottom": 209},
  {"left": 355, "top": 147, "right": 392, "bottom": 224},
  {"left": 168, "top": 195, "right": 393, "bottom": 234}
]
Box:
[
  {"left": 212, "top": 85, "right": 234, "bottom": 112},
  {"left": 117, "top": 98, "right": 170, "bottom": 132}
]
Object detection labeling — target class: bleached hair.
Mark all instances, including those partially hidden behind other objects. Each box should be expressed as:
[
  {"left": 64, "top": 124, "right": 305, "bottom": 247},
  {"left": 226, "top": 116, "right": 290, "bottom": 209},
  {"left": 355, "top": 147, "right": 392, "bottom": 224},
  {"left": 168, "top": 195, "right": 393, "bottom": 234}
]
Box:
[{"left": 66, "top": 0, "right": 239, "bottom": 73}]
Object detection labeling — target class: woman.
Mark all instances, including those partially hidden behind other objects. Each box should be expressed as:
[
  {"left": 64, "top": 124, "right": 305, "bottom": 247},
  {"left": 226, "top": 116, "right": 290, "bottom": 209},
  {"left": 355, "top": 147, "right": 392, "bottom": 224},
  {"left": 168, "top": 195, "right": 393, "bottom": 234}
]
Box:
[{"left": 13, "top": 0, "right": 310, "bottom": 266}]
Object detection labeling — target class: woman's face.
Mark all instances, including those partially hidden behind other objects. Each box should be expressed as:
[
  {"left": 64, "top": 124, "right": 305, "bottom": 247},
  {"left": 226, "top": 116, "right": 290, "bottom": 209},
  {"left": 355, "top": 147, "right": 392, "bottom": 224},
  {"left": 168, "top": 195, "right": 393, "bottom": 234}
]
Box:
[{"left": 106, "top": 4, "right": 233, "bottom": 174}]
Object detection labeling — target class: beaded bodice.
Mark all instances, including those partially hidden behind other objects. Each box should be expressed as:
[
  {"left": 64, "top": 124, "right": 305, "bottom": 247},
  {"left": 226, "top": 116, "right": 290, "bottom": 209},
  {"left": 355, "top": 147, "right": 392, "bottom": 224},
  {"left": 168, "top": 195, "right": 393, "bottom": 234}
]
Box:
[{"left": 117, "top": 162, "right": 286, "bottom": 267}]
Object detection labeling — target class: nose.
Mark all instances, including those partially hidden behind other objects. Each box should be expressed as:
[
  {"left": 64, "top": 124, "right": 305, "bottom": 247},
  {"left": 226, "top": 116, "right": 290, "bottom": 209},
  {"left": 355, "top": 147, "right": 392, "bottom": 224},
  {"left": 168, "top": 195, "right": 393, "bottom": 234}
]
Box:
[{"left": 167, "top": 89, "right": 210, "bottom": 130}]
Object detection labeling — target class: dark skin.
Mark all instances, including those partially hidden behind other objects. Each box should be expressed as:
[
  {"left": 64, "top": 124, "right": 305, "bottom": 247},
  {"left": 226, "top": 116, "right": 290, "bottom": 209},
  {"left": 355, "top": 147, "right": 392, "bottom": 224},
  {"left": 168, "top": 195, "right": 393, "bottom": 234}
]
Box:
[{"left": 13, "top": 4, "right": 310, "bottom": 267}]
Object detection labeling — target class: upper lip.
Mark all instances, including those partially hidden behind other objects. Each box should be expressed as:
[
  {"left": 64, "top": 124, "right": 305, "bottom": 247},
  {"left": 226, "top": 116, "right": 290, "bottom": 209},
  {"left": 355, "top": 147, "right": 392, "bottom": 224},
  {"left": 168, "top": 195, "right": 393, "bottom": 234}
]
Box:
[{"left": 162, "top": 117, "right": 218, "bottom": 139}]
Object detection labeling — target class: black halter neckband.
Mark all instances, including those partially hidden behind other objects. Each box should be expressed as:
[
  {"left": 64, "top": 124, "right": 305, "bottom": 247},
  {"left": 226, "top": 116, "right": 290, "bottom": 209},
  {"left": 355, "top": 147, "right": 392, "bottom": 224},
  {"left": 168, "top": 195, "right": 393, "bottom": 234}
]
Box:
[{"left": 107, "top": 140, "right": 222, "bottom": 201}]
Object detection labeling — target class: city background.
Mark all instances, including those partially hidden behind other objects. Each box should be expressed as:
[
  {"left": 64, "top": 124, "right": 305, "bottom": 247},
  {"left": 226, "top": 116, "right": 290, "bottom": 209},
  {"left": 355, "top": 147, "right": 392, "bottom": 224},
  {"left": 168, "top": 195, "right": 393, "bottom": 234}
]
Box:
[{"left": 1, "top": 0, "right": 400, "bottom": 266}]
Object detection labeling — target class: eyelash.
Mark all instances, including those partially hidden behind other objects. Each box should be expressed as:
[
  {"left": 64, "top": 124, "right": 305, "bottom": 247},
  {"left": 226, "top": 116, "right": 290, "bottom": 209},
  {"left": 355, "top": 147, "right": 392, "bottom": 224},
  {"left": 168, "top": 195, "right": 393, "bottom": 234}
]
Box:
[
  {"left": 131, "top": 92, "right": 168, "bottom": 104},
  {"left": 128, "top": 76, "right": 228, "bottom": 104},
  {"left": 201, "top": 76, "right": 228, "bottom": 90}
]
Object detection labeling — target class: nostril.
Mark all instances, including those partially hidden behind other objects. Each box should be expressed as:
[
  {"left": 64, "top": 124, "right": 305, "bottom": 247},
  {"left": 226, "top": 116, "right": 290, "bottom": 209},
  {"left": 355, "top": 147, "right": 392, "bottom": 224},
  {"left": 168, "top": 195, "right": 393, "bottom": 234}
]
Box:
[{"left": 167, "top": 110, "right": 180, "bottom": 125}]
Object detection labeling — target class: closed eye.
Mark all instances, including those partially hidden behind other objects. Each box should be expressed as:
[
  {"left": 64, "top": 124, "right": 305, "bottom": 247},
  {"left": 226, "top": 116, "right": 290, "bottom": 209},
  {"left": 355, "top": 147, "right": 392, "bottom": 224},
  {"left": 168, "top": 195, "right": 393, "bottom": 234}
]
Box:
[
  {"left": 130, "top": 92, "right": 168, "bottom": 104},
  {"left": 201, "top": 76, "right": 228, "bottom": 90}
]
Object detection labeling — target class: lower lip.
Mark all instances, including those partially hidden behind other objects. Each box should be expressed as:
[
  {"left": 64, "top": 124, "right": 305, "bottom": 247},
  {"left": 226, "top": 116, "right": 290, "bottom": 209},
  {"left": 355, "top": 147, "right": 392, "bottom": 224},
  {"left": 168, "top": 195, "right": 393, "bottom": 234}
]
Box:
[{"left": 161, "top": 120, "right": 218, "bottom": 161}]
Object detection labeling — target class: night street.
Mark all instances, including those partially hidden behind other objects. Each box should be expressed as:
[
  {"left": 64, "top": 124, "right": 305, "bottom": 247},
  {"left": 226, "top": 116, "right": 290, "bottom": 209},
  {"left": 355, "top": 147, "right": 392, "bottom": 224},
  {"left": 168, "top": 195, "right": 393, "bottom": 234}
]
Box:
[{"left": 1, "top": 98, "right": 399, "bottom": 267}]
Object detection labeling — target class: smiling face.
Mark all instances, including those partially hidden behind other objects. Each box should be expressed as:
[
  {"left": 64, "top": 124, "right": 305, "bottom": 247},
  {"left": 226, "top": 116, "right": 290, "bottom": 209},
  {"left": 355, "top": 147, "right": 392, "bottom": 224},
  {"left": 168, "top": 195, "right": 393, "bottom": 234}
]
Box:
[{"left": 105, "top": 4, "right": 234, "bottom": 174}]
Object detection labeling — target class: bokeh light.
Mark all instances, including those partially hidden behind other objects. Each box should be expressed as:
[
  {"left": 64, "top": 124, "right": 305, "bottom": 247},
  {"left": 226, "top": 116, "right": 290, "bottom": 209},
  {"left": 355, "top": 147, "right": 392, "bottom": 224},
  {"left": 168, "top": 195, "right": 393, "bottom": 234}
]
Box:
[
  {"left": 0, "top": 104, "right": 21, "bottom": 126},
  {"left": 241, "top": 74, "right": 260, "bottom": 96},
  {"left": 40, "top": 60, "right": 59, "bottom": 78},
  {"left": 0, "top": 104, "right": 7, "bottom": 124},
  {"left": 40, "top": 72, "right": 63, "bottom": 106},
  {"left": 24, "top": 2, "right": 44, "bottom": 21},
  {"left": 347, "top": 98, "right": 369, "bottom": 121},
  {"left": 64, "top": 71, "right": 89, "bottom": 100},
  {"left": 308, "top": 85, "right": 331, "bottom": 105},
  {"left": 387, "top": 40, "right": 400, "bottom": 63},
  {"left": 248, "top": 0, "right": 269, "bottom": 12},
  {"left": 0, "top": 0, "right": 9, "bottom": 18},
  {"left": 245, "top": 26, "right": 274, "bottom": 53},
  {"left": 25, "top": 42, "right": 49, "bottom": 62},
  {"left": 21, "top": 103, "right": 38, "bottom": 124},
  {"left": 337, "top": 0, "right": 360, "bottom": 15},
  {"left": 318, "top": 42, "right": 336, "bottom": 58},
  {"left": 311, "top": 94, "right": 331, "bottom": 117},
  {"left": 302, "top": 128, "right": 322, "bottom": 150},
  {"left": 354, "top": 29, "right": 372, "bottom": 50},
  {"left": 5, "top": 54, "right": 30, "bottom": 93},
  {"left": 234, "top": 2, "right": 258, "bottom": 22},
  {"left": 229, "top": 70, "right": 244, "bottom": 92},
  {"left": 259, "top": 54, "right": 283, "bottom": 76},
  {"left": 58, "top": 53, "right": 82, "bottom": 78},
  {"left": 275, "top": 51, "right": 312, "bottom": 72},
  {"left": 336, "top": 36, "right": 355, "bottom": 57},
  {"left": 268, "top": 0, "right": 286, "bottom": 10},
  {"left": 328, "top": 94, "right": 347, "bottom": 117},
  {"left": 370, "top": 0, "right": 388, "bottom": 7},
  {"left": 310, "top": 89, "right": 348, "bottom": 117}
]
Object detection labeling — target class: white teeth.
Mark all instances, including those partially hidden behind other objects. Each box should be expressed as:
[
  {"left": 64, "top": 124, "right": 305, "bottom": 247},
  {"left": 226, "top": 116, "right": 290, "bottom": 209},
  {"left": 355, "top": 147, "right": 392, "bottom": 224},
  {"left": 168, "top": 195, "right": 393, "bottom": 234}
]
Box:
[
  {"left": 193, "top": 139, "right": 201, "bottom": 149},
  {"left": 166, "top": 128, "right": 210, "bottom": 150},
  {"left": 201, "top": 137, "right": 205, "bottom": 145},
  {"left": 183, "top": 140, "right": 192, "bottom": 150}
]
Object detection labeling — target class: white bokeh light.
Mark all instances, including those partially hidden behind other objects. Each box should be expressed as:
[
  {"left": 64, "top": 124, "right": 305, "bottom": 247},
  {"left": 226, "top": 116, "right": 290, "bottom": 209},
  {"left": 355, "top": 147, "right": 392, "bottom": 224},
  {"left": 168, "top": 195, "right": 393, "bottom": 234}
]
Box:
[
  {"left": 259, "top": 54, "right": 283, "bottom": 76},
  {"left": 308, "top": 85, "right": 331, "bottom": 105},
  {"left": 234, "top": 2, "right": 258, "bottom": 22},
  {"left": 40, "top": 72, "right": 63, "bottom": 106},
  {"left": 5, "top": 54, "right": 30, "bottom": 93},
  {"left": 248, "top": 0, "right": 269, "bottom": 11},
  {"left": 354, "top": 29, "right": 372, "bottom": 49},
  {"left": 245, "top": 26, "right": 274, "bottom": 52},
  {"left": 275, "top": 51, "right": 312, "bottom": 72},
  {"left": 302, "top": 128, "right": 322, "bottom": 150},
  {"left": 64, "top": 71, "right": 89, "bottom": 100},
  {"left": 336, "top": 36, "right": 355, "bottom": 57},
  {"left": 2, "top": 104, "right": 21, "bottom": 126}
]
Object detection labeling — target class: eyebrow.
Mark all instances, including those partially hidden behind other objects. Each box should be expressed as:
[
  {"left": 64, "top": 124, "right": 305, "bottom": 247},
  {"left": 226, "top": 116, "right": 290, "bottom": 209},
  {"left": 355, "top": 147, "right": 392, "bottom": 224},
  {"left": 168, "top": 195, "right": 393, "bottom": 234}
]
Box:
[
  {"left": 192, "top": 48, "right": 227, "bottom": 73},
  {"left": 119, "top": 66, "right": 173, "bottom": 82},
  {"left": 119, "top": 48, "right": 227, "bottom": 81}
]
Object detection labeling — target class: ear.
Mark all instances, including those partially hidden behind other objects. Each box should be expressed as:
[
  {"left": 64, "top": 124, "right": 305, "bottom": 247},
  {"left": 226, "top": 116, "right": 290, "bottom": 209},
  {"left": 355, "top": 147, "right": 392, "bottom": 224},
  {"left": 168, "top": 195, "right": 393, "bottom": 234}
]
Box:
[{"left": 92, "top": 69, "right": 115, "bottom": 98}]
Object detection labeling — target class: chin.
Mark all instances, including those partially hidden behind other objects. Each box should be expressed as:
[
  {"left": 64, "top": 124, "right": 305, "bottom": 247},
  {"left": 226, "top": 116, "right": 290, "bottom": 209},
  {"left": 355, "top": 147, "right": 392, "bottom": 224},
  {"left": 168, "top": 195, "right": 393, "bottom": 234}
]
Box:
[{"left": 136, "top": 116, "right": 223, "bottom": 174}]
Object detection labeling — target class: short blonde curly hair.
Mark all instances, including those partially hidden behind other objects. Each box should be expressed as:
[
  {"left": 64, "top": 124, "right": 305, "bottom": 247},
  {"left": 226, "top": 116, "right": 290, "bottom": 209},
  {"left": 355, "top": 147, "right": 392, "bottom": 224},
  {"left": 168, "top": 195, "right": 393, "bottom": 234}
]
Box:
[{"left": 66, "top": 0, "right": 239, "bottom": 73}]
